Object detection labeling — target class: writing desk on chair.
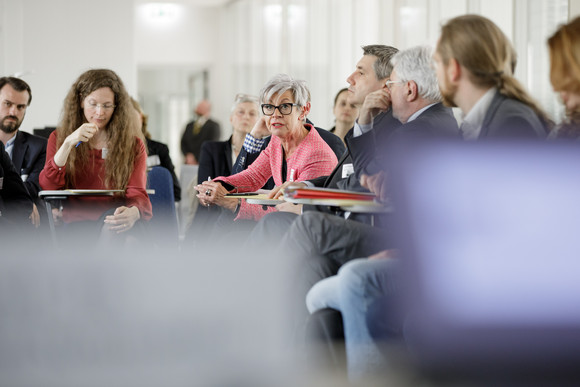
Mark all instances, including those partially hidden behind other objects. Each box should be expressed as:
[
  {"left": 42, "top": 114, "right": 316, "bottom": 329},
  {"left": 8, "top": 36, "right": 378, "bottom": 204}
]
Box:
[{"left": 38, "top": 189, "right": 124, "bottom": 248}]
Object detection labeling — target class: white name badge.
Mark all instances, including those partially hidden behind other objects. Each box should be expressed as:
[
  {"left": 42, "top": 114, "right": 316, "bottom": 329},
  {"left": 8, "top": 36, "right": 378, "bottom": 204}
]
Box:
[
  {"left": 102, "top": 148, "right": 108, "bottom": 159},
  {"left": 342, "top": 163, "right": 354, "bottom": 178}
]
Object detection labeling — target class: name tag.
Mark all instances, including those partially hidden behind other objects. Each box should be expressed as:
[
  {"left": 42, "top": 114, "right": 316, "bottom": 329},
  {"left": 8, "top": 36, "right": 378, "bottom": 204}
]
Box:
[
  {"left": 342, "top": 163, "right": 354, "bottom": 179},
  {"left": 102, "top": 148, "right": 108, "bottom": 159}
]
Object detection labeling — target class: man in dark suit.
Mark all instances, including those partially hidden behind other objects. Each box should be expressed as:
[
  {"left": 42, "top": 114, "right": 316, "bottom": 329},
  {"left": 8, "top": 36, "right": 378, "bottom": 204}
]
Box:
[
  {"left": 434, "top": 14, "right": 549, "bottom": 139},
  {"left": 0, "top": 76, "right": 46, "bottom": 227},
  {"left": 180, "top": 100, "right": 221, "bottom": 165},
  {"left": 280, "top": 45, "right": 459, "bottom": 335},
  {"left": 0, "top": 141, "right": 34, "bottom": 234}
]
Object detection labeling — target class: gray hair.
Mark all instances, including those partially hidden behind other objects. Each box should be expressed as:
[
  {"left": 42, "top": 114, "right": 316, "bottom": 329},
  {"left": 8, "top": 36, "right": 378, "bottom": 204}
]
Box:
[
  {"left": 391, "top": 45, "right": 441, "bottom": 102},
  {"left": 231, "top": 93, "right": 259, "bottom": 113},
  {"left": 259, "top": 74, "right": 310, "bottom": 107},
  {"left": 362, "top": 45, "right": 399, "bottom": 79}
]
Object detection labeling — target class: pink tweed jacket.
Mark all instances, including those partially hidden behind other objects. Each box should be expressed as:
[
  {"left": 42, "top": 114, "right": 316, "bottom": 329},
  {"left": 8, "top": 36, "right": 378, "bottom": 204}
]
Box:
[{"left": 216, "top": 124, "right": 338, "bottom": 221}]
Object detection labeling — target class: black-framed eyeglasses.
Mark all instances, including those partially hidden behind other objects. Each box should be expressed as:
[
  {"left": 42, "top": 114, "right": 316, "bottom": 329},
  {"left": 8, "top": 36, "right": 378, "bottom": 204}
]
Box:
[{"left": 261, "top": 103, "right": 299, "bottom": 116}]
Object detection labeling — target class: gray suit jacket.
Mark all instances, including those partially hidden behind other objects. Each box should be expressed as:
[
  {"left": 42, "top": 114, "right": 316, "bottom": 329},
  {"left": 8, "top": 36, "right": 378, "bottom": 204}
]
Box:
[{"left": 479, "top": 91, "right": 548, "bottom": 139}]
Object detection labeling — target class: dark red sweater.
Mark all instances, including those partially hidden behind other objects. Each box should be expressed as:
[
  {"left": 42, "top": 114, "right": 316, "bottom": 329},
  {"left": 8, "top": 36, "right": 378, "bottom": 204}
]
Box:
[{"left": 40, "top": 131, "right": 152, "bottom": 223}]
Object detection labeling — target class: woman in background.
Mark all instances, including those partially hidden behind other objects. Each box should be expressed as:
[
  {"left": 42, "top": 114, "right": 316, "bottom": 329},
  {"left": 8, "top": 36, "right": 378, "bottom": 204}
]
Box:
[
  {"left": 185, "top": 93, "right": 260, "bottom": 241},
  {"left": 329, "top": 87, "right": 359, "bottom": 143},
  {"left": 40, "top": 69, "right": 152, "bottom": 244},
  {"left": 197, "top": 93, "right": 260, "bottom": 184}
]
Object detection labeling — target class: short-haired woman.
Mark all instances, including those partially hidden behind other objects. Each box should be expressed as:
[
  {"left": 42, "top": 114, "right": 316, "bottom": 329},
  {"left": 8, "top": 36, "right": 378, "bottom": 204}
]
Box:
[{"left": 195, "top": 74, "right": 338, "bottom": 222}]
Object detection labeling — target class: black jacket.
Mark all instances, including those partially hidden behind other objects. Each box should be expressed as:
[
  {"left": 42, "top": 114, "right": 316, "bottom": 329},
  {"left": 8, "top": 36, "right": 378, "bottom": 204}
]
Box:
[
  {"left": 11, "top": 131, "right": 47, "bottom": 198},
  {"left": 0, "top": 142, "right": 33, "bottom": 229},
  {"left": 147, "top": 138, "right": 181, "bottom": 201},
  {"left": 180, "top": 118, "right": 221, "bottom": 161}
]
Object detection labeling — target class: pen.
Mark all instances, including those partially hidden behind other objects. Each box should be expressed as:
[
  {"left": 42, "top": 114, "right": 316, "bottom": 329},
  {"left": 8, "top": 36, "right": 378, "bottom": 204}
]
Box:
[
  {"left": 75, "top": 141, "right": 82, "bottom": 148},
  {"left": 225, "top": 192, "right": 258, "bottom": 197}
]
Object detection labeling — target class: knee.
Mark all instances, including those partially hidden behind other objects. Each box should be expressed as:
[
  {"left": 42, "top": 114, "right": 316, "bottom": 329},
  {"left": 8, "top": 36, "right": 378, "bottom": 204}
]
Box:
[
  {"left": 286, "top": 212, "right": 315, "bottom": 241},
  {"left": 288, "top": 212, "right": 332, "bottom": 241},
  {"left": 337, "top": 258, "right": 370, "bottom": 296},
  {"left": 305, "top": 281, "right": 325, "bottom": 313}
]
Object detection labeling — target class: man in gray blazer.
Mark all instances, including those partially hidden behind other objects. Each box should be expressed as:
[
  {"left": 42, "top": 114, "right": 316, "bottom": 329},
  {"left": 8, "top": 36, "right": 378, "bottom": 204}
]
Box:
[{"left": 0, "top": 76, "right": 47, "bottom": 227}]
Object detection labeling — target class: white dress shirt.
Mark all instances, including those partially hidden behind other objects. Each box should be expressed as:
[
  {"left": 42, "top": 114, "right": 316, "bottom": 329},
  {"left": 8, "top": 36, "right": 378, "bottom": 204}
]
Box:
[{"left": 460, "top": 87, "right": 496, "bottom": 140}]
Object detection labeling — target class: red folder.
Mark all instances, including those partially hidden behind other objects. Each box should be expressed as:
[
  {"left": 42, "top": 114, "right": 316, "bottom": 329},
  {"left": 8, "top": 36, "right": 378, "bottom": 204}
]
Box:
[{"left": 284, "top": 187, "right": 376, "bottom": 201}]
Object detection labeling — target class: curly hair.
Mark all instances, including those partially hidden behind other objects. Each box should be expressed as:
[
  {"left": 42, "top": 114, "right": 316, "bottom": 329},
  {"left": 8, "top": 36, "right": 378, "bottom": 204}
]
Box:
[{"left": 57, "top": 69, "right": 139, "bottom": 191}]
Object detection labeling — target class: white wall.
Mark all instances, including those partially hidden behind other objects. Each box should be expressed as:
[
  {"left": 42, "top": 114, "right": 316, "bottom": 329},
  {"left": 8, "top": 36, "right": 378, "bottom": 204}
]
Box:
[
  {"left": 133, "top": 2, "right": 224, "bottom": 168},
  {"left": 0, "top": 0, "right": 571, "bottom": 147},
  {"left": 571, "top": 0, "right": 580, "bottom": 17},
  {"left": 0, "top": 0, "right": 135, "bottom": 133},
  {"left": 214, "top": 0, "right": 567, "bottom": 132}
]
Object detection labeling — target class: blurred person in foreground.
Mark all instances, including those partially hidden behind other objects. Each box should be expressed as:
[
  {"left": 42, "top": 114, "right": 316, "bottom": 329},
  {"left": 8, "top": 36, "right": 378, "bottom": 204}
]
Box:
[{"left": 40, "top": 69, "right": 152, "bottom": 246}]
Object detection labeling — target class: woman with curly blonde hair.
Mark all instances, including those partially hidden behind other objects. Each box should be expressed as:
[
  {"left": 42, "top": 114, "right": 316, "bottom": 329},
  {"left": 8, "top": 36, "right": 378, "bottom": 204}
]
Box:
[{"left": 40, "top": 69, "right": 152, "bottom": 241}]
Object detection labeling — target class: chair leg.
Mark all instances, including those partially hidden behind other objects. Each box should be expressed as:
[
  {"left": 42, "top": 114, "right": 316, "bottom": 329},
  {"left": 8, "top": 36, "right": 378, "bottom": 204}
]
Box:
[{"left": 43, "top": 199, "right": 59, "bottom": 249}]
